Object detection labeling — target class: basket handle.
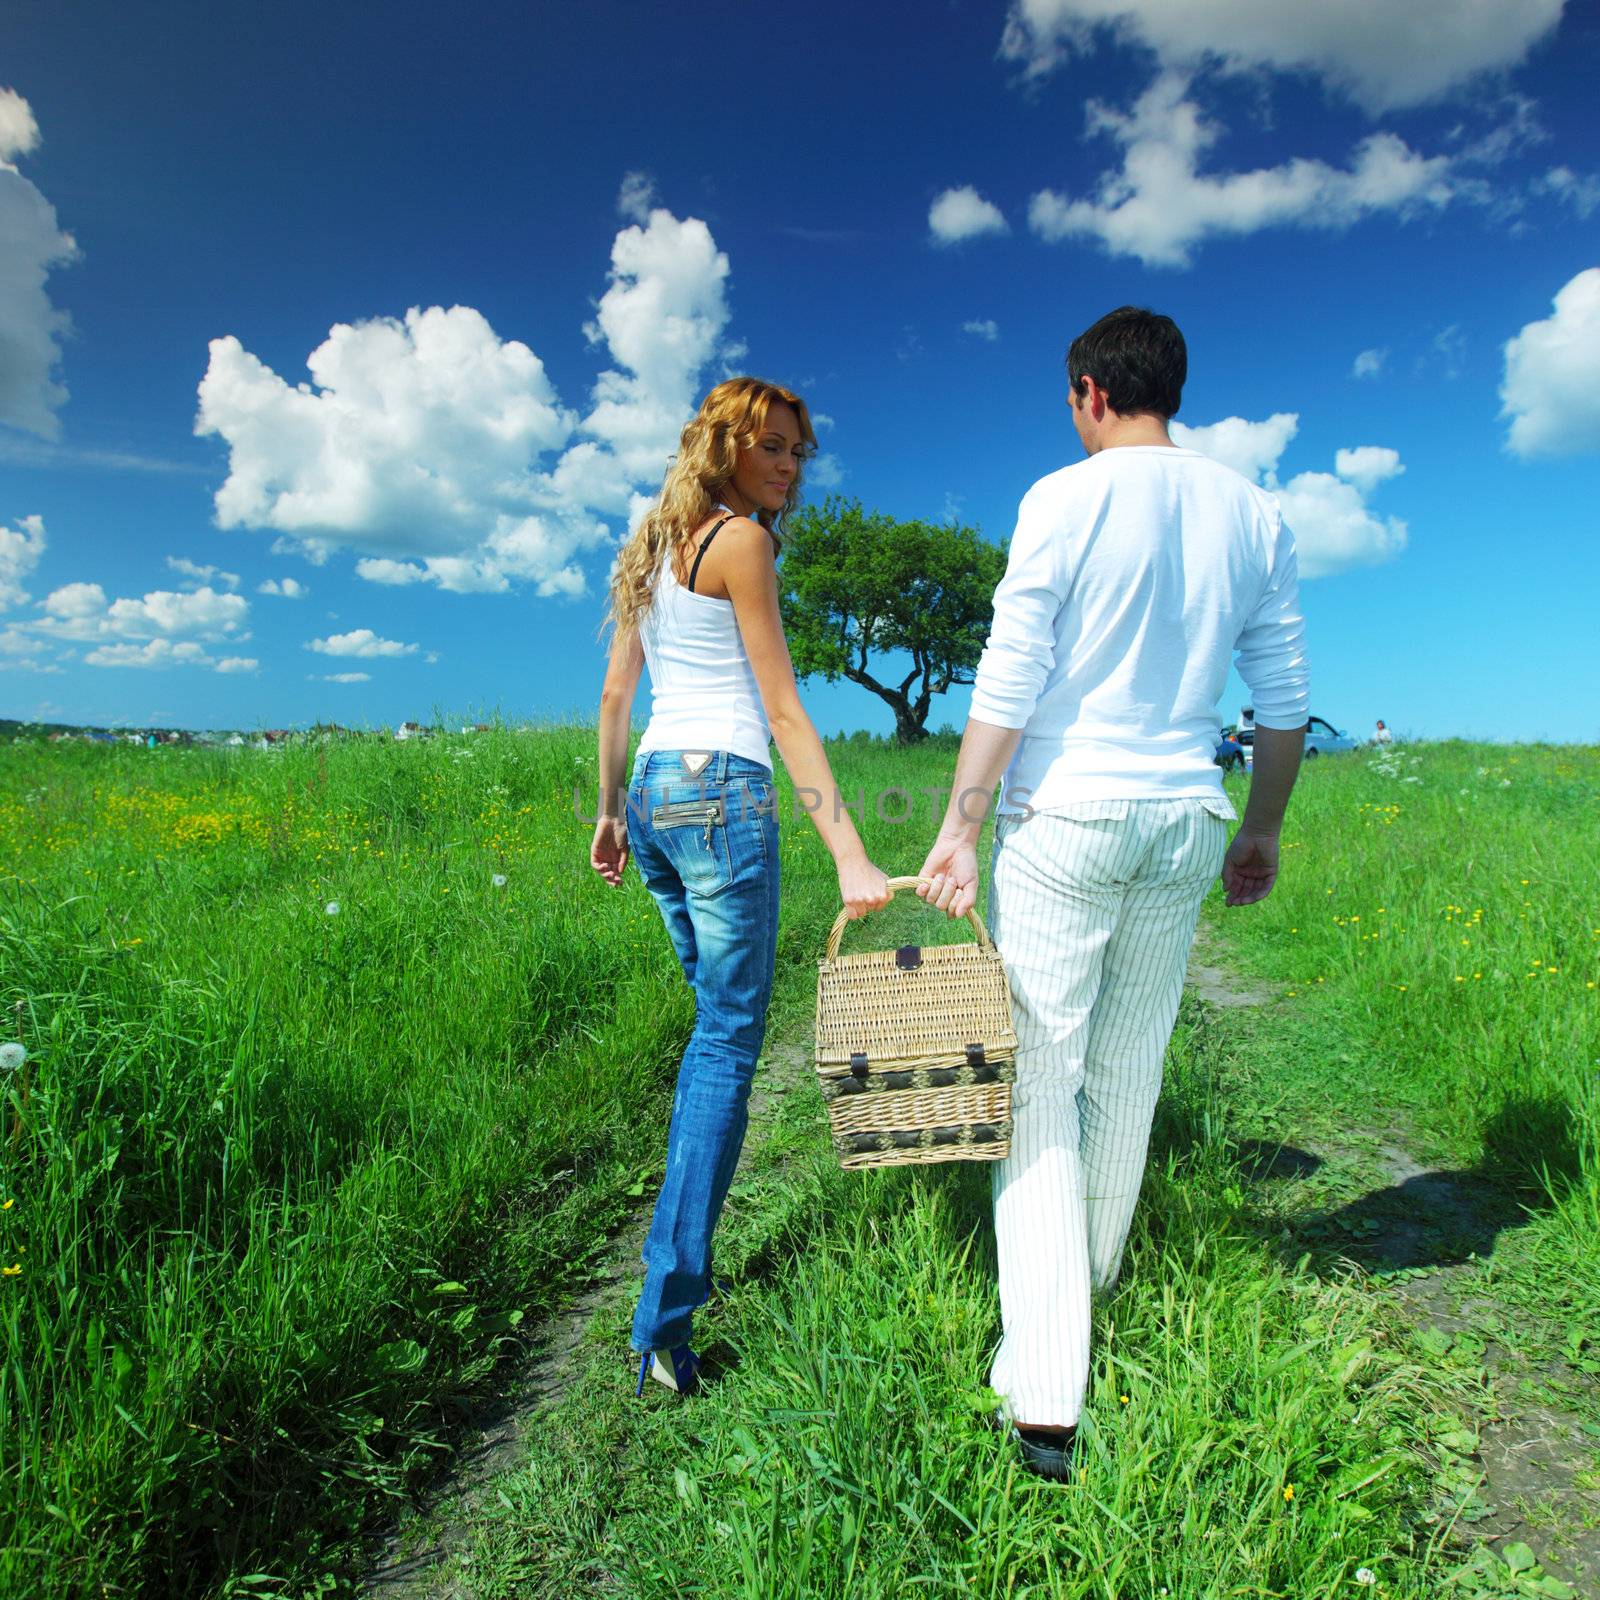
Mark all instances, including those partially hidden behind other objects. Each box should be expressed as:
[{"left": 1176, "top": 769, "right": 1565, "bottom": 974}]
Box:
[{"left": 824, "top": 875, "right": 994, "bottom": 962}]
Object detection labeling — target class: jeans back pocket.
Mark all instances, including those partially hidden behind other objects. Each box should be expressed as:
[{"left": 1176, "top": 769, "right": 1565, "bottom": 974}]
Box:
[{"left": 650, "top": 791, "right": 734, "bottom": 897}]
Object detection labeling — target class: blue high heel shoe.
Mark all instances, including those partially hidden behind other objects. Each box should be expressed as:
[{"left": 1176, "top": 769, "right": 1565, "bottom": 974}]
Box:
[{"left": 635, "top": 1344, "right": 701, "bottom": 1397}]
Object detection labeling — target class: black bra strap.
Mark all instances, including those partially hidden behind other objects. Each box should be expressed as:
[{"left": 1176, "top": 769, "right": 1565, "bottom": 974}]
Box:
[{"left": 687, "top": 515, "right": 733, "bottom": 594}]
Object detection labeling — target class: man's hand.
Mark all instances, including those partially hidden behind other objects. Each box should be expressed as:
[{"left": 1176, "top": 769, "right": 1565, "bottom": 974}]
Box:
[
  {"left": 590, "top": 817, "right": 630, "bottom": 886},
  {"left": 1221, "top": 829, "right": 1279, "bottom": 906},
  {"left": 916, "top": 833, "right": 980, "bottom": 919}
]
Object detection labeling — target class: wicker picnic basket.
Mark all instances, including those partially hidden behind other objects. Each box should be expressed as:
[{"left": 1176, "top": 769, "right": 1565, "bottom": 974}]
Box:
[{"left": 814, "top": 875, "right": 1018, "bottom": 1172}]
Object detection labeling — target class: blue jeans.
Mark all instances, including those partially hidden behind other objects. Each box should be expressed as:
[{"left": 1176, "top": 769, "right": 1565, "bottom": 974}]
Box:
[{"left": 625, "top": 746, "right": 780, "bottom": 1352}]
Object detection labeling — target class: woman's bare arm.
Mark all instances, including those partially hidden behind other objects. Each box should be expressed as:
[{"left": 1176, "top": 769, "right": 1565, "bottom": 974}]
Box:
[
  {"left": 718, "top": 519, "right": 890, "bottom": 916},
  {"left": 597, "top": 625, "right": 645, "bottom": 819}
]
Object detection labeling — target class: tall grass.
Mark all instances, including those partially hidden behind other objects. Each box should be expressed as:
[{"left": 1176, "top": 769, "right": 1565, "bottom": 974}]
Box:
[
  {"left": 0, "top": 728, "right": 702, "bottom": 1595},
  {"left": 431, "top": 736, "right": 1598, "bottom": 1599},
  {"left": 2, "top": 731, "right": 1592, "bottom": 1596},
  {"left": 1214, "top": 738, "right": 1600, "bottom": 1322}
]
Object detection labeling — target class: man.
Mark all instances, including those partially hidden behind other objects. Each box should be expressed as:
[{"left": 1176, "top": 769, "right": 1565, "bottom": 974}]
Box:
[
  {"left": 1373, "top": 719, "right": 1393, "bottom": 745},
  {"left": 917, "top": 306, "right": 1309, "bottom": 1480}
]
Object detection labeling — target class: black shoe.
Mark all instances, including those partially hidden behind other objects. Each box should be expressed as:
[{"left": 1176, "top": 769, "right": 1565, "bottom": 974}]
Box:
[{"left": 1012, "top": 1423, "right": 1076, "bottom": 1480}]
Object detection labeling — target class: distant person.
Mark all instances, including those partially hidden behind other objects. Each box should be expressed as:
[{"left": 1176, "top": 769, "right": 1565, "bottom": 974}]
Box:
[
  {"left": 915, "top": 306, "right": 1309, "bottom": 1480},
  {"left": 591, "top": 377, "right": 891, "bottom": 1399},
  {"left": 1238, "top": 705, "right": 1255, "bottom": 735},
  {"left": 1372, "top": 719, "right": 1393, "bottom": 745}
]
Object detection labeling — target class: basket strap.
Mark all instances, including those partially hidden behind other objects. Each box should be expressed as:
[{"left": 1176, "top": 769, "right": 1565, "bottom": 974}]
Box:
[{"left": 823, "top": 874, "right": 996, "bottom": 962}]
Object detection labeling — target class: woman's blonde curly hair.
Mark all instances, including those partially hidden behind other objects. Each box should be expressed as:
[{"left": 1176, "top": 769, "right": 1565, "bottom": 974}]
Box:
[{"left": 599, "top": 376, "right": 817, "bottom": 641}]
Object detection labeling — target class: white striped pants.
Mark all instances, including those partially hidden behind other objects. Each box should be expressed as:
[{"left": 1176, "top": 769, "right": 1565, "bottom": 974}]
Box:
[{"left": 985, "top": 797, "right": 1232, "bottom": 1427}]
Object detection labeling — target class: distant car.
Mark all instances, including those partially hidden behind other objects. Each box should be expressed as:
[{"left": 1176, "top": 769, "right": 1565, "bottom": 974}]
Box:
[
  {"left": 1221, "top": 716, "right": 1357, "bottom": 764},
  {"left": 1214, "top": 733, "right": 1246, "bottom": 772},
  {"left": 1303, "top": 716, "right": 1357, "bottom": 758}
]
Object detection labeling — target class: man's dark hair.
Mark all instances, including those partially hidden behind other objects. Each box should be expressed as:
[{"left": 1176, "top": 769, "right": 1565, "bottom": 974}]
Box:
[{"left": 1067, "top": 306, "right": 1187, "bottom": 418}]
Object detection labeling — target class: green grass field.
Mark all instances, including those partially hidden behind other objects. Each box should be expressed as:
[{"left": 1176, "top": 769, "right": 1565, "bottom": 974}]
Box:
[{"left": 1, "top": 731, "right": 1595, "bottom": 1598}]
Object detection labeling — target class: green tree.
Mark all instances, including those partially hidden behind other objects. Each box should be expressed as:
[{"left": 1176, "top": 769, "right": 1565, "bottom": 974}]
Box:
[{"left": 778, "top": 496, "right": 1009, "bottom": 743}]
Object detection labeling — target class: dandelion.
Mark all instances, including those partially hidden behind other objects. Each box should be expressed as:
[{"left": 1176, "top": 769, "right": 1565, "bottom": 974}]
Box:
[
  {"left": 0, "top": 1042, "right": 26, "bottom": 1073},
  {"left": 1283, "top": 1484, "right": 1294, "bottom": 1502},
  {"left": 1119, "top": 1393, "right": 1130, "bottom": 1405},
  {"left": 324, "top": 901, "right": 340, "bottom": 916},
  {"left": 1355, "top": 1569, "right": 1377, "bottom": 1587},
  {"left": 1, "top": 1198, "right": 12, "bottom": 1210},
  {"left": 491, "top": 873, "right": 507, "bottom": 888},
  {"left": 2, "top": 1264, "right": 18, "bottom": 1276}
]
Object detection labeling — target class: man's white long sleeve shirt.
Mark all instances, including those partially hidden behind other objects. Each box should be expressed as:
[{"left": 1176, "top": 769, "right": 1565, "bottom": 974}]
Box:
[{"left": 967, "top": 444, "right": 1310, "bottom": 816}]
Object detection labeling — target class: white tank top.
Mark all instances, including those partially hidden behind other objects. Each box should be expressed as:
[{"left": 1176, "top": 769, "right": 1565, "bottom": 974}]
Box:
[{"left": 635, "top": 508, "right": 774, "bottom": 770}]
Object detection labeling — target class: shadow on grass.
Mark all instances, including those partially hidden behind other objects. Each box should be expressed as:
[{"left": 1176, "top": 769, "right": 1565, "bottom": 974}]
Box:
[{"left": 1236, "top": 1095, "right": 1583, "bottom": 1278}]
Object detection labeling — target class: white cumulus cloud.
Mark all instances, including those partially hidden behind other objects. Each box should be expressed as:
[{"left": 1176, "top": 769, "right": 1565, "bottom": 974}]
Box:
[
  {"left": 314, "top": 671, "right": 370, "bottom": 683},
  {"left": 1171, "top": 412, "right": 1299, "bottom": 481},
  {"left": 617, "top": 171, "right": 656, "bottom": 224},
  {"left": 0, "top": 622, "right": 58, "bottom": 671},
  {"left": 257, "top": 575, "right": 307, "bottom": 598},
  {"left": 0, "top": 624, "right": 46, "bottom": 656},
  {"left": 1500, "top": 266, "right": 1600, "bottom": 457},
  {"left": 1173, "top": 411, "right": 1407, "bottom": 577},
  {"left": 166, "top": 555, "right": 240, "bottom": 590},
  {"left": 306, "top": 628, "right": 418, "bottom": 658},
  {"left": 1537, "top": 166, "right": 1600, "bottom": 218},
  {"left": 929, "top": 186, "right": 1010, "bottom": 245},
  {"left": 1, "top": 513, "right": 47, "bottom": 609},
  {"left": 964, "top": 319, "right": 1001, "bottom": 341},
  {"left": 31, "top": 581, "right": 250, "bottom": 644},
  {"left": 83, "top": 638, "right": 256, "bottom": 672},
  {"left": 195, "top": 198, "right": 733, "bottom": 599},
  {"left": 1351, "top": 347, "right": 1387, "bottom": 379},
  {"left": 999, "top": 0, "right": 1566, "bottom": 113},
  {"left": 0, "top": 89, "right": 79, "bottom": 439},
  {"left": 1333, "top": 445, "right": 1404, "bottom": 492},
  {"left": 807, "top": 454, "right": 845, "bottom": 491},
  {"left": 579, "top": 206, "right": 731, "bottom": 486},
  {"left": 1027, "top": 72, "right": 1454, "bottom": 267}
]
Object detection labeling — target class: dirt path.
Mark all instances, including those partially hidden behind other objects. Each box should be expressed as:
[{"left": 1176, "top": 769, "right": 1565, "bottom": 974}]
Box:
[
  {"left": 1185, "top": 927, "right": 1600, "bottom": 1597},
  {"left": 358, "top": 1036, "right": 815, "bottom": 1598},
  {"left": 360, "top": 935, "right": 1597, "bottom": 1597}
]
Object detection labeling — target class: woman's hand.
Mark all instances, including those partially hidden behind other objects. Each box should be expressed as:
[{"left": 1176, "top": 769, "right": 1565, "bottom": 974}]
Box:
[
  {"left": 591, "top": 816, "right": 630, "bottom": 886},
  {"left": 836, "top": 851, "right": 893, "bottom": 921}
]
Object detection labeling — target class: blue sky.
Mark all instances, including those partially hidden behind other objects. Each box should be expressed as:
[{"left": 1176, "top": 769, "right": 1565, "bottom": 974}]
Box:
[{"left": 1, "top": 0, "right": 1596, "bottom": 741}]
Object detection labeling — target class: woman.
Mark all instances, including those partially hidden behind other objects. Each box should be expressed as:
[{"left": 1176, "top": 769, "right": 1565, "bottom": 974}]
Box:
[{"left": 590, "top": 376, "right": 891, "bottom": 1398}]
